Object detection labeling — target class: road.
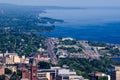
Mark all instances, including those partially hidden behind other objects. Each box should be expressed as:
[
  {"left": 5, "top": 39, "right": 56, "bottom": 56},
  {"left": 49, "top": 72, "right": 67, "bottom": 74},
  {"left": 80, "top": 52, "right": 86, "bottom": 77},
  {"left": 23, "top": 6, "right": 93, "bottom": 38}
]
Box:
[
  {"left": 46, "top": 38, "right": 58, "bottom": 65},
  {"left": 80, "top": 41, "right": 100, "bottom": 59}
]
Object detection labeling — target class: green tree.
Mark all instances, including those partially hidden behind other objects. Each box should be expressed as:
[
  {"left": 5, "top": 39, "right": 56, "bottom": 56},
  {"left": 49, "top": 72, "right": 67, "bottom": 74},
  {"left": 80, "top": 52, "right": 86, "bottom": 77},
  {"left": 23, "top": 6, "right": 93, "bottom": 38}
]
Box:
[
  {"left": 38, "top": 61, "right": 51, "bottom": 69},
  {"left": 5, "top": 68, "right": 12, "bottom": 75},
  {"left": 17, "top": 69, "right": 22, "bottom": 77},
  {"left": 0, "top": 75, "right": 5, "bottom": 80},
  {"left": 10, "top": 72, "right": 18, "bottom": 80},
  {"left": 98, "top": 77, "right": 108, "bottom": 80}
]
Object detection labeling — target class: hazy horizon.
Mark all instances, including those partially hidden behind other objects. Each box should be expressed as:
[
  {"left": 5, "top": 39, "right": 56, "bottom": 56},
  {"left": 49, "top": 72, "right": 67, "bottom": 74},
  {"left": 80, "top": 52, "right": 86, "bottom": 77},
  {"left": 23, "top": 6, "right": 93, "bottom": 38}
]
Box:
[{"left": 0, "top": 0, "right": 120, "bottom": 7}]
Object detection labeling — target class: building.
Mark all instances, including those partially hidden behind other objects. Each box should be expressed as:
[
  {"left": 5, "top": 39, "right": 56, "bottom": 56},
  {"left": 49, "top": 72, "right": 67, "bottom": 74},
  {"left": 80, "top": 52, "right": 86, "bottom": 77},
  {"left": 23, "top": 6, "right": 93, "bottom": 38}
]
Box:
[
  {"left": 0, "top": 64, "right": 5, "bottom": 75},
  {"left": 37, "top": 68, "right": 85, "bottom": 80},
  {"left": 57, "top": 69, "right": 87, "bottom": 80},
  {"left": 58, "top": 69, "right": 76, "bottom": 75},
  {"left": 31, "top": 60, "right": 38, "bottom": 80},
  {"left": 89, "top": 72, "right": 110, "bottom": 80},
  {"left": 29, "top": 53, "right": 50, "bottom": 63},
  {"left": 21, "top": 66, "right": 31, "bottom": 80},
  {"left": 111, "top": 66, "right": 120, "bottom": 80},
  {"left": 5, "top": 52, "right": 29, "bottom": 64},
  {"left": 37, "top": 69, "right": 56, "bottom": 80},
  {"left": 69, "top": 75, "right": 87, "bottom": 80},
  {"left": 5, "top": 53, "right": 17, "bottom": 64},
  {"left": 20, "top": 56, "right": 29, "bottom": 64},
  {"left": 21, "top": 59, "right": 38, "bottom": 80}
]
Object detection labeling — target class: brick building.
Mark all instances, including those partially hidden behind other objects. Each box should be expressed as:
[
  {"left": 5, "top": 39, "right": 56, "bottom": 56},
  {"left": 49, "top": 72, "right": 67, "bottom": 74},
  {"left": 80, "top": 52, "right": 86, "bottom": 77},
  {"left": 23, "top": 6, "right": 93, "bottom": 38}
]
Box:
[
  {"left": 0, "top": 64, "right": 5, "bottom": 75},
  {"left": 21, "top": 59, "right": 38, "bottom": 80},
  {"left": 31, "top": 60, "right": 38, "bottom": 80}
]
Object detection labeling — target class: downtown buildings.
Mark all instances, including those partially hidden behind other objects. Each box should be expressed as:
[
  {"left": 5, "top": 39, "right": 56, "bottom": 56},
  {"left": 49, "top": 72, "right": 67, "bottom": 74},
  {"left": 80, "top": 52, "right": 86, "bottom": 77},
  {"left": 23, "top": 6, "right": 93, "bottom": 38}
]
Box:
[
  {"left": 0, "top": 51, "right": 87, "bottom": 80},
  {"left": 0, "top": 51, "right": 119, "bottom": 80}
]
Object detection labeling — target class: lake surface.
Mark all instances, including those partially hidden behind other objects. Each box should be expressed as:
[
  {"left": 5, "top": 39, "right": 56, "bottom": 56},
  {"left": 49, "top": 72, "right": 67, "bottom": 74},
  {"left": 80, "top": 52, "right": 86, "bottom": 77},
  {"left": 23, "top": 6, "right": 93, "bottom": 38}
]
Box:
[
  {"left": 40, "top": 8, "right": 120, "bottom": 44},
  {"left": 111, "top": 58, "right": 120, "bottom": 61}
]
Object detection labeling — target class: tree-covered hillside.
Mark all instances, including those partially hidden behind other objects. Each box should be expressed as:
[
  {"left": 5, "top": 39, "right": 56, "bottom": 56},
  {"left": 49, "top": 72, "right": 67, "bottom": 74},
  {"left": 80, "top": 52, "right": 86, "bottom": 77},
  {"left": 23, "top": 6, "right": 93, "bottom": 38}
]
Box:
[{"left": 0, "top": 33, "right": 46, "bottom": 56}]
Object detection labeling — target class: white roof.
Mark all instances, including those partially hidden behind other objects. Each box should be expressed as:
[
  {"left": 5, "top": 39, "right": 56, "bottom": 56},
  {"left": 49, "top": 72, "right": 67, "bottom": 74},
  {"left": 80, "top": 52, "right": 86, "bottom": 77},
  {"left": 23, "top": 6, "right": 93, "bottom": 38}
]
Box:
[{"left": 58, "top": 69, "right": 76, "bottom": 75}]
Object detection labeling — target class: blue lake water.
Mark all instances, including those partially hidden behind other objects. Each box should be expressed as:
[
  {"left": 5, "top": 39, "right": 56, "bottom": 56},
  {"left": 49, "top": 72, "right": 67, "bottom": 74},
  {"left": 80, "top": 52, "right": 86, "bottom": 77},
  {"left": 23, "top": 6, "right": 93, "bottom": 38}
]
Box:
[
  {"left": 111, "top": 58, "right": 120, "bottom": 61},
  {"left": 40, "top": 8, "right": 120, "bottom": 44}
]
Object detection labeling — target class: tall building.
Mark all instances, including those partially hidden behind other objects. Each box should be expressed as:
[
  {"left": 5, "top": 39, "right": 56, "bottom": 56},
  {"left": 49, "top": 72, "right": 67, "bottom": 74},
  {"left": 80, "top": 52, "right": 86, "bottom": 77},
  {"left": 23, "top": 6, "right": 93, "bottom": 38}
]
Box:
[
  {"left": 0, "top": 64, "right": 5, "bottom": 75},
  {"left": 111, "top": 66, "right": 120, "bottom": 80},
  {"left": 21, "top": 59, "right": 38, "bottom": 80},
  {"left": 21, "top": 66, "right": 31, "bottom": 80},
  {"left": 31, "top": 60, "right": 38, "bottom": 80}
]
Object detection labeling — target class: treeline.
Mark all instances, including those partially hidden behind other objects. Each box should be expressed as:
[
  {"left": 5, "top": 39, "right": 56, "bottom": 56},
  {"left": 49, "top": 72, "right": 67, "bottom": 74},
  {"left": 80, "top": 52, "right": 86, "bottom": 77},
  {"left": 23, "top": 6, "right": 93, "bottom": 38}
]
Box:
[
  {"left": 0, "top": 4, "right": 64, "bottom": 33},
  {"left": 0, "top": 16, "right": 56, "bottom": 33},
  {"left": 58, "top": 57, "right": 119, "bottom": 78},
  {"left": 88, "top": 41, "right": 106, "bottom": 47},
  {"left": 0, "top": 33, "right": 46, "bottom": 56}
]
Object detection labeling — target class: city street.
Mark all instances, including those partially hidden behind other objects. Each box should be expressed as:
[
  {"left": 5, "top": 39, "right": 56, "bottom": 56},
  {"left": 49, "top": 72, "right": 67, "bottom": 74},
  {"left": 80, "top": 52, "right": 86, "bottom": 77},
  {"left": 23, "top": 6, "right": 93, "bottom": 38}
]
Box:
[{"left": 46, "top": 38, "right": 58, "bottom": 65}]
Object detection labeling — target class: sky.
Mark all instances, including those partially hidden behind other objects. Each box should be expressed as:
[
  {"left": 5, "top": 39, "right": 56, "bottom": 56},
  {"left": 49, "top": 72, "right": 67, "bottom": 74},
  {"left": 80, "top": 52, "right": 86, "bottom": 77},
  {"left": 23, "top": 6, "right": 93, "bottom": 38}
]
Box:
[{"left": 0, "top": 0, "right": 120, "bottom": 7}]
